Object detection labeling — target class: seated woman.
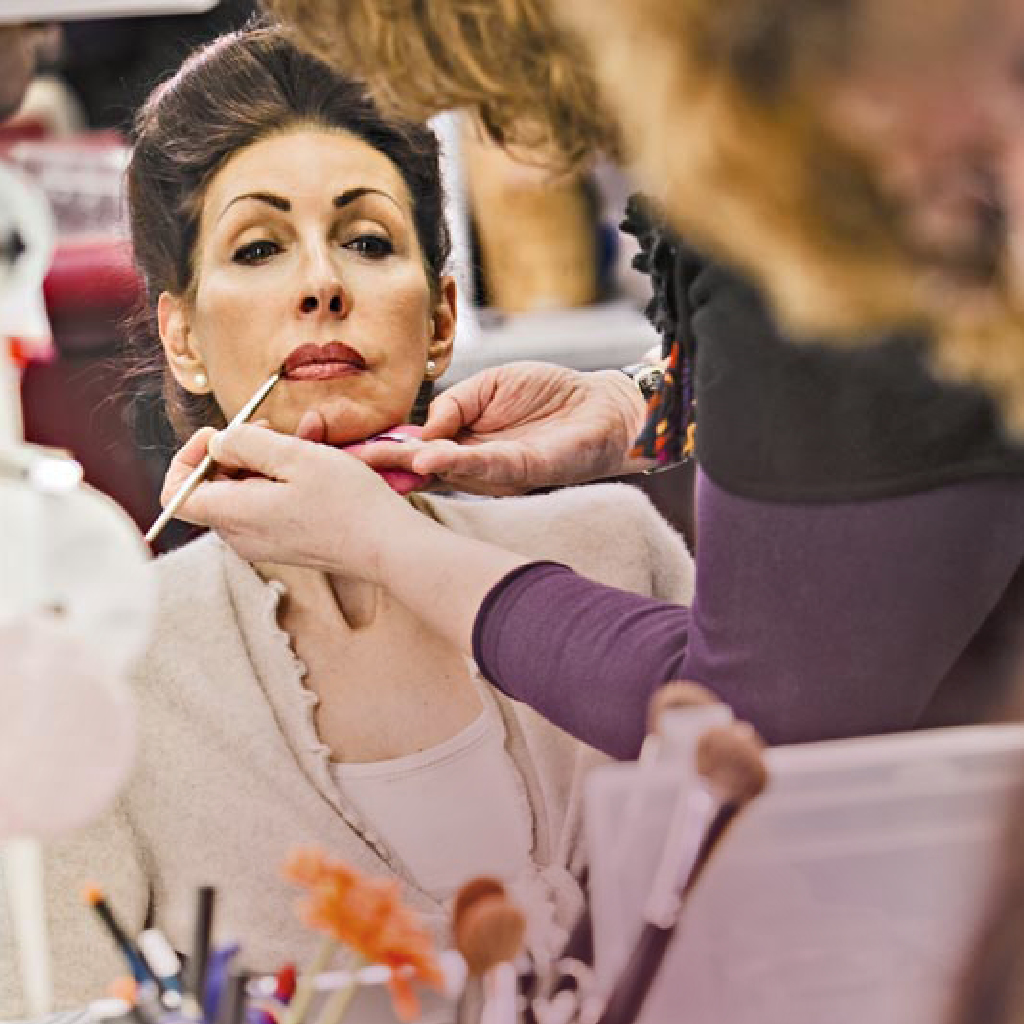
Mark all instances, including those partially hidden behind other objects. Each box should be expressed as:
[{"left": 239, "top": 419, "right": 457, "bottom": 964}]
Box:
[{"left": 0, "top": 25, "right": 694, "bottom": 1017}]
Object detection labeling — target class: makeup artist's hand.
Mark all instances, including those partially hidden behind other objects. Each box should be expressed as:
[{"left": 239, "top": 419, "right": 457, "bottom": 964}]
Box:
[
  {"left": 160, "top": 424, "right": 422, "bottom": 580},
  {"left": 159, "top": 424, "right": 527, "bottom": 655},
  {"left": 353, "top": 362, "right": 649, "bottom": 495}
]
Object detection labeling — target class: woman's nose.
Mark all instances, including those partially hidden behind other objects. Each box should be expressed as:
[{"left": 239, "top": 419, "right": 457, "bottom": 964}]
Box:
[{"left": 298, "top": 285, "right": 346, "bottom": 318}]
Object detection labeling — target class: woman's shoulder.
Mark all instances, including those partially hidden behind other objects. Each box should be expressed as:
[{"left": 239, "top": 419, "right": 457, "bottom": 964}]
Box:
[
  {"left": 419, "top": 484, "right": 693, "bottom": 600},
  {"left": 138, "top": 532, "right": 235, "bottom": 671},
  {"left": 150, "top": 531, "right": 228, "bottom": 606},
  {"left": 420, "top": 481, "right": 663, "bottom": 539}
]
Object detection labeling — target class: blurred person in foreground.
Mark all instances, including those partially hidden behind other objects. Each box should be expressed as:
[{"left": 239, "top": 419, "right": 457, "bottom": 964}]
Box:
[{"left": 268, "top": 0, "right": 1024, "bottom": 428}]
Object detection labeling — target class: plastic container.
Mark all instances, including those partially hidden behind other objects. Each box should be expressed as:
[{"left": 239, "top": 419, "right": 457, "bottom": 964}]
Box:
[{"left": 586, "top": 724, "right": 1024, "bottom": 1024}]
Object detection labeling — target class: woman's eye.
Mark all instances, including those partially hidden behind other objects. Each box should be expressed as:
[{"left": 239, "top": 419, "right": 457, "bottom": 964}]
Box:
[
  {"left": 232, "top": 239, "right": 280, "bottom": 264},
  {"left": 345, "top": 234, "right": 394, "bottom": 258}
]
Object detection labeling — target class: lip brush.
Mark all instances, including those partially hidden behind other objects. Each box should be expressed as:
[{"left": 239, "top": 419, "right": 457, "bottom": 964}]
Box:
[{"left": 145, "top": 369, "right": 282, "bottom": 545}]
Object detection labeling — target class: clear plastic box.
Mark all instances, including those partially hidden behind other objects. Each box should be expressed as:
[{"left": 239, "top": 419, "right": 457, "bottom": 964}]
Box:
[
  {"left": 586, "top": 724, "right": 1024, "bottom": 1024},
  {"left": 4, "top": 141, "right": 130, "bottom": 242}
]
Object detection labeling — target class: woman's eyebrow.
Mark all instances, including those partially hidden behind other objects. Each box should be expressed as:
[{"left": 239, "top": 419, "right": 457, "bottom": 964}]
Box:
[
  {"left": 334, "top": 186, "right": 403, "bottom": 212},
  {"left": 217, "top": 191, "right": 290, "bottom": 224},
  {"left": 216, "top": 187, "right": 402, "bottom": 225}
]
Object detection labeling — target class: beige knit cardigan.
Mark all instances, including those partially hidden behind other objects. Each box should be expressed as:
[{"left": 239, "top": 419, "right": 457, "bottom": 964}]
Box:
[{"left": 0, "top": 483, "right": 694, "bottom": 1016}]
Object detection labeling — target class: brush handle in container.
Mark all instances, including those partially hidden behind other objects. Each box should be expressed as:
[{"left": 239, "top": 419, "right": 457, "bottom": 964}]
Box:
[{"left": 595, "top": 923, "right": 673, "bottom": 1024}]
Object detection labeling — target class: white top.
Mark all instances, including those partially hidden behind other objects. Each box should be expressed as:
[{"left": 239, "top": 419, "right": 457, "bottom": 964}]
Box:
[{"left": 330, "top": 681, "right": 534, "bottom": 900}]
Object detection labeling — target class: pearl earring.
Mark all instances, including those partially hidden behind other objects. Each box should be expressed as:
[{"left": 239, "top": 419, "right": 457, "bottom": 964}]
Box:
[
  {"left": 194, "top": 370, "right": 208, "bottom": 389},
  {"left": 425, "top": 359, "right": 437, "bottom": 377}
]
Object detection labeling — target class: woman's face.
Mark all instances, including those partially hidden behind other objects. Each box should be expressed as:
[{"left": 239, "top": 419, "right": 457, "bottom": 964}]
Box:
[
  {"left": 822, "top": 0, "right": 1024, "bottom": 291},
  {"left": 159, "top": 127, "right": 456, "bottom": 446}
]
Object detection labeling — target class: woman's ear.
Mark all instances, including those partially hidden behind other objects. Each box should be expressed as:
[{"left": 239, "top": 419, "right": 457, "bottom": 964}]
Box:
[
  {"left": 157, "top": 291, "right": 210, "bottom": 394},
  {"left": 426, "top": 275, "right": 458, "bottom": 377}
]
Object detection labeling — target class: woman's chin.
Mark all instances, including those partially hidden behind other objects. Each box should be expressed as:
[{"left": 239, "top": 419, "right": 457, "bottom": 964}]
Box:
[{"left": 320, "top": 413, "right": 401, "bottom": 449}]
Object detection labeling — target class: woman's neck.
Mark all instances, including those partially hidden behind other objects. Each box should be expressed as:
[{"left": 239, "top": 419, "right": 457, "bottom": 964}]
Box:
[
  {"left": 256, "top": 561, "right": 381, "bottom": 630},
  {"left": 254, "top": 495, "right": 435, "bottom": 630}
]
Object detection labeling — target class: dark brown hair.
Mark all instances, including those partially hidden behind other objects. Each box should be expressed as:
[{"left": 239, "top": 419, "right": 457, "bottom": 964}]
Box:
[{"left": 126, "top": 24, "right": 451, "bottom": 440}]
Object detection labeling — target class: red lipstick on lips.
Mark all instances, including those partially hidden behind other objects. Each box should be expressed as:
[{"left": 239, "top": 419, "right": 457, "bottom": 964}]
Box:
[{"left": 283, "top": 342, "right": 367, "bottom": 381}]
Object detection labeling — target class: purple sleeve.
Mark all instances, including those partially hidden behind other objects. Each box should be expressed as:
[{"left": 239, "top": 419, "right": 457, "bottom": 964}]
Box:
[
  {"left": 472, "top": 562, "right": 689, "bottom": 759},
  {"left": 474, "top": 472, "right": 1024, "bottom": 761}
]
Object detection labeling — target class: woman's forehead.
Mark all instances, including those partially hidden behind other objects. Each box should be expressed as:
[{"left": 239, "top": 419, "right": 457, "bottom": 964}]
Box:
[{"left": 202, "top": 127, "right": 413, "bottom": 222}]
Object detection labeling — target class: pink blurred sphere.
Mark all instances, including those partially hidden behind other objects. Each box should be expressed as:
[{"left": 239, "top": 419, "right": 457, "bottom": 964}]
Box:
[{"left": 0, "top": 616, "right": 136, "bottom": 840}]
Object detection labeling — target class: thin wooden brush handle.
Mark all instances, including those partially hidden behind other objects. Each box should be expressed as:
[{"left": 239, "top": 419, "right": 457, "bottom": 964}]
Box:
[
  {"left": 683, "top": 802, "right": 741, "bottom": 896},
  {"left": 145, "top": 370, "right": 280, "bottom": 545},
  {"left": 144, "top": 452, "right": 214, "bottom": 544}
]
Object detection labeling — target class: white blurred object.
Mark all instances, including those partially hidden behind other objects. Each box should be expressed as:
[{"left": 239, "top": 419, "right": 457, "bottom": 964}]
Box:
[
  {"left": 2, "top": 840, "right": 51, "bottom": 1018},
  {"left": 12, "top": 76, "right": 89, "bottom": 137},
  {"left": 0, "top": 0, "right": 219, "bottom": 21},
  {"left": 442, "top": 300, "right": 659, "bottom": 386},
  {"left": 0, "top": 163, "right": 56, "bottom": 408},
  {"left": 0, "top": 482, "right": 151, "bottom": 837},
  {"left": 0, "top": 159, "right": 153, "bottom": 1016},
  {"left": 429, "top": 112, "right": 482, "bottom": 355}
]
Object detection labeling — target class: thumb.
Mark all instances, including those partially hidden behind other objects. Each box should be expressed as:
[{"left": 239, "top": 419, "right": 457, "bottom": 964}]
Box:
[
  {"left": 421, "top": 380, "right": 486, "bottom": 440},
  {"left": 295, "top": 408, "right": 327, "bottom": 443},
  {"left": 208, "top": 423, "right": 306, "bottom": 480}
]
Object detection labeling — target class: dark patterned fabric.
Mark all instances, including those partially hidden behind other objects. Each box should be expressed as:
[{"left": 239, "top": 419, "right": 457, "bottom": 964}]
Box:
[
  {"left": 623, "top": 196, "right": 1024, "bottom": 499},
  {"left": 620, "top": 195, "right": 694, "bottom": 465}
]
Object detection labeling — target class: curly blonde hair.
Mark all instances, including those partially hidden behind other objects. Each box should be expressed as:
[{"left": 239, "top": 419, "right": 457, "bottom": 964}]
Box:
[
  {"left": 260, "top": 0, "right": 617, "bottom": 168},
  {"left": 553, "top": 0, "right": 1024, "bottom": 433},
  {"left": 263, "top": 0, "right": 1024, "bottom": 433}
]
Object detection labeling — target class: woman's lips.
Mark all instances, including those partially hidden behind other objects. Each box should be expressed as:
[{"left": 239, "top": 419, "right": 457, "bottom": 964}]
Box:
[
  {"left": 283, "top": 342, "right": 366, "bottom": 381},
  {"left": 286, "top": 362, "right": 363, "bottom": 381}
]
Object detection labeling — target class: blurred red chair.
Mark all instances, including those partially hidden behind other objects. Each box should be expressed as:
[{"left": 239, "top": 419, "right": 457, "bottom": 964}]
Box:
[
  {"left": 4, "top": 132, "right": 168, "bottom": 544},
  {"left": 22, "top": 235, "right": 163, "bottom": 534}
]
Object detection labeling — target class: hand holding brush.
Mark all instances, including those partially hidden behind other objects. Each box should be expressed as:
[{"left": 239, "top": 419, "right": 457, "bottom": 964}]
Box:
[{"left": 146, "top": 370, "right": 282, "bottom": 545}]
